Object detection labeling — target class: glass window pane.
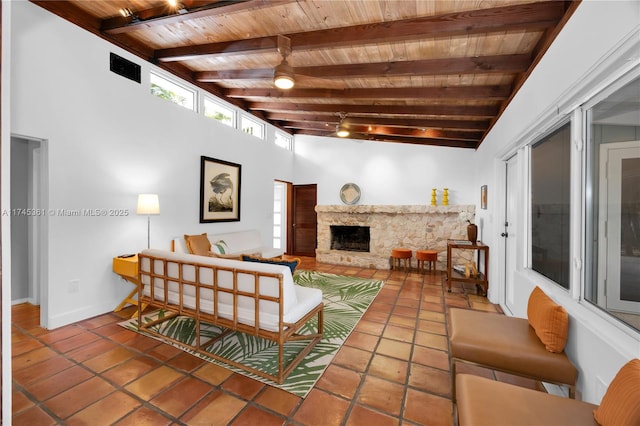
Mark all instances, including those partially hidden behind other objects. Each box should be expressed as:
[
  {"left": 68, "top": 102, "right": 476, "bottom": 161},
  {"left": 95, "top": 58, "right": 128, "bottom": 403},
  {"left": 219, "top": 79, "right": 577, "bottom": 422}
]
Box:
[
  {"left": 150, "top": 72, "right": 195, "bottom": 110},
  {"left": 531, "top": 122, "right": 572, "bottom": 289},
  {"left": 275, "top": 131, "right": 293, "bottom": 150},
  {"left": 585, "top": 73, "right": 640, "bottom": 331},
  {"left": 204, "top": 98, "right": 234, "bottom": 126},
  {"left": 241, "top": 115, "right": 264, "bottom": 139}
]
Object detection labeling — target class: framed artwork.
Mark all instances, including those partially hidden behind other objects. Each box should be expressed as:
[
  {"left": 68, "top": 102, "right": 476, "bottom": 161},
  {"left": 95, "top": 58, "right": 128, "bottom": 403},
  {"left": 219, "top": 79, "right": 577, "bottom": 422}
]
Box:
[
  {"left": 199, "top": 156, "right": 241, "bottom": 223},
  {"left": 480, "top": 185, "right": 488, "bottom": 209}
]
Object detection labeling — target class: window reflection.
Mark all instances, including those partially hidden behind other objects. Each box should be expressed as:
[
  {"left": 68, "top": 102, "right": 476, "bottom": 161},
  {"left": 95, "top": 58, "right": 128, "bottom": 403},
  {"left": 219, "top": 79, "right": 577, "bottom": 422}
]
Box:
[{"left": 586, "top": 73, "right": 640, "bottom": 331}]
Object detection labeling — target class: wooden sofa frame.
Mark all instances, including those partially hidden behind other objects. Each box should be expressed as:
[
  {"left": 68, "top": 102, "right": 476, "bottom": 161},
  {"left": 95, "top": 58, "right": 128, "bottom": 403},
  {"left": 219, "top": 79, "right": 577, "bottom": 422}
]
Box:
[{"left": 137, "top": 252, "right": 324, "bottom": 384}]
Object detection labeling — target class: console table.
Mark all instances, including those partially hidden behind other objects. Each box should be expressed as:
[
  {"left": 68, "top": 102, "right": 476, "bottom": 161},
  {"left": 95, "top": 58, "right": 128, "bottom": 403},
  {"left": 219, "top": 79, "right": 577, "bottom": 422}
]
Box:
[
  {"left": 445, "top": 240, "right": 489, "bottom": 296},
  {"left": 112, "top": 254, "right": 146, "bottom": 318}
]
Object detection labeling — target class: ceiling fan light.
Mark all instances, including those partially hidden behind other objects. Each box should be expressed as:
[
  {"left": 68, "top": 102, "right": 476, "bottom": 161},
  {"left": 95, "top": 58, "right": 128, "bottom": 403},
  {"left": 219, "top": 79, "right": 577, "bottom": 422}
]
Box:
[
  {"left": 274, "top": 60, "right": 295, "bottom": 89},
  {"left": 336, "top": 122, "right": 350, "bottom": 137}
]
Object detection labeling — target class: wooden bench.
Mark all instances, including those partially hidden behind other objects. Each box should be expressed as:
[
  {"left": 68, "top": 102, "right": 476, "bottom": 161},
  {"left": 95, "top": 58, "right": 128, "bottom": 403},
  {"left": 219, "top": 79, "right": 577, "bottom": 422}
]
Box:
[
  {"left": 456, "top": 359, "right": 640, "bottom": 426},
  {"left": 450, "top": 307, "right": 577, "bottom": 399},
  {"left": 137, "top": 249, "right": 323, "bottom": 384}
]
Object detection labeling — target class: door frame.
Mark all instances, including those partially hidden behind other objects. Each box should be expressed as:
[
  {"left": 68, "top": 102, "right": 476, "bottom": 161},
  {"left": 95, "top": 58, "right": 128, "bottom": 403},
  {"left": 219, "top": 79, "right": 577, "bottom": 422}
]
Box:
[{"left": 10, "top": 134, "right": 49, "bottom": 327}]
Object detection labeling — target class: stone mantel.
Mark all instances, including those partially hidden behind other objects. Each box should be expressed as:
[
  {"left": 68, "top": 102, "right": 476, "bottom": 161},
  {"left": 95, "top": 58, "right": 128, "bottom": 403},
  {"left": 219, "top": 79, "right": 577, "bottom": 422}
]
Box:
[
  {"left": 316, "top": 205, "right": 474, "bottom": 215},
  {"left": 316, "top": 204, "right": 476, "bottom": 269}
]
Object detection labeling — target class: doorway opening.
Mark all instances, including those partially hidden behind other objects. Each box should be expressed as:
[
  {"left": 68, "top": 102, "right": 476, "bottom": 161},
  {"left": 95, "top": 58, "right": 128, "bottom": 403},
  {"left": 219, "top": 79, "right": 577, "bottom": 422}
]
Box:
[{"left": 10, "top": 135, "right": 49, "bottom": 327}]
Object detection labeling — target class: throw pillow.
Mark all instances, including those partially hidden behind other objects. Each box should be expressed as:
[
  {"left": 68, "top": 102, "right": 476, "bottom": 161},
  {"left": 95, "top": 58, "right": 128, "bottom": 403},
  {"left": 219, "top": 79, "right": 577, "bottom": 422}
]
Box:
[
  {"left": 593, "top": 359, "right": 640, "bottom": 426},
  {"left": 184, "top": 233, "right": 211, "bottom": 256},
  {"left": 526, "top": 286, "right": 569, "bottom": 353},
  {"left": 241, "top": 255, "right": 300, "bottom": 274}
]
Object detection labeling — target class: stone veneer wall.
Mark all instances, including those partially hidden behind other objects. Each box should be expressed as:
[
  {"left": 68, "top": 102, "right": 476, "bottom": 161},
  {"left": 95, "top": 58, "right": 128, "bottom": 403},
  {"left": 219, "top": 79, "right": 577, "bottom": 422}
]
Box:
[{"left": 316, "top": 205, "right": 476, "bottom": 270}]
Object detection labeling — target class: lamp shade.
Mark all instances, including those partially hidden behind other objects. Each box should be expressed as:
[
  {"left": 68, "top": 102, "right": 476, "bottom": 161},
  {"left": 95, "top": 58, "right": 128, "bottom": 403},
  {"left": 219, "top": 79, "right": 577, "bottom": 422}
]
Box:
[{"left": 136, "top": 194, "right": 160, "bottom": 215}]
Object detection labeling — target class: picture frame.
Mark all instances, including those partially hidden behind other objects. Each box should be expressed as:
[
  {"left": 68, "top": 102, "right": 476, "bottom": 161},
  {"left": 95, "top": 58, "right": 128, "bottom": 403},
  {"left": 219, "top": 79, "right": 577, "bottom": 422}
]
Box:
[
  {"left": 199, "top": 156, "right": 241, "bottom": 223},
  {"left": 480, "top": 185, "right": 488, "bottom": 209}
]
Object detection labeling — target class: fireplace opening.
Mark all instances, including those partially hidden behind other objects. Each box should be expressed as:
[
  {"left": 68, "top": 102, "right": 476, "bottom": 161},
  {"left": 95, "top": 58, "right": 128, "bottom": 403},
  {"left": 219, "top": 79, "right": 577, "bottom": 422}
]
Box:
[{"left": 330, "top": 225, "right": 370, "bottom": 252}]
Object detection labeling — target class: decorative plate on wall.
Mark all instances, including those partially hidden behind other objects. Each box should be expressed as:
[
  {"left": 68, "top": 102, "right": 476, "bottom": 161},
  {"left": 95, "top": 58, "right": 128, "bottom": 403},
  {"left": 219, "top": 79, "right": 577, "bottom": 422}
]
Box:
[{"left": 340, "top": 183, "right": 361, "bottom": 205}]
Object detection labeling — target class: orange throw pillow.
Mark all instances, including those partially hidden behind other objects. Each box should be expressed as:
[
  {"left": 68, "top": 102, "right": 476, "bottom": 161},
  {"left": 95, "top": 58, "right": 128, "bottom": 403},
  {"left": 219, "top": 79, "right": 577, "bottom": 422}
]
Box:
[
  {"left": 184, "top": 233, "right": 211, "bottom": 256},
  {"left": 526, "top": 286, "right": 569, "bottom": 353},
  {"left": 593, "top": 359, "right": 640, "bottom": 426}
]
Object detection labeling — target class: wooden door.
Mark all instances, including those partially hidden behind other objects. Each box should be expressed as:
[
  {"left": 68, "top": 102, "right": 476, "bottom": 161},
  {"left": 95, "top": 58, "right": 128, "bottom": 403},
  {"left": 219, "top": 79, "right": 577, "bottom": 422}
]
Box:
[{"left": 290, "top": 184, "right": 317, "bottom": 256}]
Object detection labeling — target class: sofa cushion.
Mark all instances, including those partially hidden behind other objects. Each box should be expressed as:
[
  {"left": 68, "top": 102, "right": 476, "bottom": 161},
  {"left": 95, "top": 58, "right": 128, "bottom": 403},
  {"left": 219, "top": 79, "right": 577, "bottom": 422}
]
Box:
[
  {"left": 527, "top": 286, "right": 569, "bottom": 353},
  {"left": 593, "top": 359, "right": 640, "bottom": 426},
  {"left": 456, "top": 374, "right": 597, "bottom": 426},
  {"left": 242, "top": 255, "right": 300, "bottom": 273},
  {"left": 449, "top": 308, "right": 577, "bottom": 386},
  {"left": 184, "top": 233, "right": 211, "bottom": 256}
]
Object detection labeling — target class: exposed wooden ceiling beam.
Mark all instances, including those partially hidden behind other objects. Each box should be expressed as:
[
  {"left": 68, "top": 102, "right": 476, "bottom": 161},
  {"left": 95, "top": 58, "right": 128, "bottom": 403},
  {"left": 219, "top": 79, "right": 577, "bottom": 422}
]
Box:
[
  {"left": 226, "top": 85, "right": 512, "bottom": 101},
  {"left": 265, "top": 113, "right": 490, "bottom": 131},
  {"left": 101, "top": 1, "right": 290, "bottom": 35},
  {"left": 296, "top": 130, "right": 479, "bottom": 149},
  {"left": 283, "top": 122, "right": 484, "bottom": 141},
  {"left": 251, "top": 102, "right": 499, "bottom": 118},
  {"left": 196, "top": 54, "right": 530, "bottom": 82},
  {"left": 155, "top": 1, "right": 566, "bottom": 62}
]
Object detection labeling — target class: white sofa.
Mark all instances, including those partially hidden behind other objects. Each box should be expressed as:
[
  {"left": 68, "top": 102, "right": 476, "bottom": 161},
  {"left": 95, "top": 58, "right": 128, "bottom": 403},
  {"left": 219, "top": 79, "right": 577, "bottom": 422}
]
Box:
[
  {"left": 172, "top": 229, "right": 283, "bottom": 259},
  {"left": 137, "top": 248, "right": 323, "bottom": 383}
]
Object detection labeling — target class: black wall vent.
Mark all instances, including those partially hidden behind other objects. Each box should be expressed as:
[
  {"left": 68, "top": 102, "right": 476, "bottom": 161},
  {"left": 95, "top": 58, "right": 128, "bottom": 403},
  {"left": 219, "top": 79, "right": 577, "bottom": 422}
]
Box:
[{"left": 110, "top": 52, "right": 141, "bottom": 84}]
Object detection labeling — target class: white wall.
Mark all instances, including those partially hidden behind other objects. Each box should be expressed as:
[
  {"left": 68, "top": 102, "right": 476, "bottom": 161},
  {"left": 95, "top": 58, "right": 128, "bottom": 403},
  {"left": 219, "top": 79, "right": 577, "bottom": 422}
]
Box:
[
  {"left": 475, "top": 0, "right": 640, "bottom": 404},
  {"left": 294, "top": 135, "right": 479, "bottom": 206},
  {"left": 10, "top": 1, "right": 295, "bottom": 328}
]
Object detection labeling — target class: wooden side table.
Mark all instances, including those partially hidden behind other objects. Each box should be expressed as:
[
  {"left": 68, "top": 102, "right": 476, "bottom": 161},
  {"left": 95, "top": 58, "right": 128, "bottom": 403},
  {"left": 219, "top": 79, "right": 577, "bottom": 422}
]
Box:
[
  {"left": 112, "top": 254, "right": 146, "bottom": 318},
  {"left": 445, "top": 240, "right": 489, "bottom": 296}
]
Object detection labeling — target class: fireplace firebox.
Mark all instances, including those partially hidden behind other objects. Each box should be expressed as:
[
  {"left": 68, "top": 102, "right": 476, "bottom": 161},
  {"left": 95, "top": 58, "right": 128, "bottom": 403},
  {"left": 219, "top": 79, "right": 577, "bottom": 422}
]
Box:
[{"left": 330, "top": 225, "right": 370, "bottom": 252}]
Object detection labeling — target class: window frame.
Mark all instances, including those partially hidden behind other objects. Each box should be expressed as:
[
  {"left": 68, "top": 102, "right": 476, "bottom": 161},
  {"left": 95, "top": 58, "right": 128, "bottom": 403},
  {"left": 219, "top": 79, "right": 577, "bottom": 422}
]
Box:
[
  {"left": 240, "top": 114, "right": 265, "bottom": 139},
  {"left": 274, "top": 131, "right": 293, "bottom": 150},
  {"left": 149, "top": 70, "right": 197, "bottom": 112},
  {"left": 527, "top": 119, "right": 574, "bottom": 291},
  {"left": 203, "top": 95, "right": 236, "bottom": 127}
]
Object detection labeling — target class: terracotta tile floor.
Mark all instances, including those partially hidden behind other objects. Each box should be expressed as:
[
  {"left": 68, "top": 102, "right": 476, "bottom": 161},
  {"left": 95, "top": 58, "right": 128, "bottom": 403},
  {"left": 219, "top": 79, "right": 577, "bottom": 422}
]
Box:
[{"left": 12, "top": 257, "right": 541, "bottom": 425}]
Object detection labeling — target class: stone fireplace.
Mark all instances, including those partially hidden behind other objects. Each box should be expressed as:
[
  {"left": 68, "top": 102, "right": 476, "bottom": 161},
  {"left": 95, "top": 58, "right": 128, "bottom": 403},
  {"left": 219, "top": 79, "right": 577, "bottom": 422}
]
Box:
[
  {"left": 330, "top": 225, "right": 370, "bottom": 252},
  {"left": 316, "top": 205, "right": 476, "bottom": 269}
]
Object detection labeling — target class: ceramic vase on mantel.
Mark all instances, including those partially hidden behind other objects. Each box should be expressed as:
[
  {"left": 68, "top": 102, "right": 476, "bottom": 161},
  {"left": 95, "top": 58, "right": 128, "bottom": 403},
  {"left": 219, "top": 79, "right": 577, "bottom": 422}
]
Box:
[{"left": 467, "top": 221, "right": 478, "bottom": 245}]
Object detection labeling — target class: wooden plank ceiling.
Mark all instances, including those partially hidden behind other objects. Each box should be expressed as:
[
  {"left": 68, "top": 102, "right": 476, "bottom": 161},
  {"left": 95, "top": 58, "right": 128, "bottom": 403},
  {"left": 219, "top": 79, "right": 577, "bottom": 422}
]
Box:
[{"left": 32, "top": 0, "right": 580, "bottom": 148}]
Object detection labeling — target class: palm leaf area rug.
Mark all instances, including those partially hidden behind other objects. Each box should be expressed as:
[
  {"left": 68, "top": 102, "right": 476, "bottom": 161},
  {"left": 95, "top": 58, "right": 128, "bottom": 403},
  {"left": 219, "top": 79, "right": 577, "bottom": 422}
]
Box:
[{"left": 118, "top": 270, "right": 384, "bottom": 398}]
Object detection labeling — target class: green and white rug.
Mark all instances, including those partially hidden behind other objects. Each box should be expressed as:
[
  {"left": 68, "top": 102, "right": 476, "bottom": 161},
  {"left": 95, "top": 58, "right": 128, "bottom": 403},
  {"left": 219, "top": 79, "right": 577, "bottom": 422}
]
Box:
[{"left": 119, "top": 271, "right": 384, "bottom": 398}]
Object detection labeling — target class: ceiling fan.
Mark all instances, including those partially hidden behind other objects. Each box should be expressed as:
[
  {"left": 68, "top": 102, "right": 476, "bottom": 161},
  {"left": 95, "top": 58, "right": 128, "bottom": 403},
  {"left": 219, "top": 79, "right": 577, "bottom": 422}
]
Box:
[{"left": 272, "top": 35, "right": 346, "bottom": 90}]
